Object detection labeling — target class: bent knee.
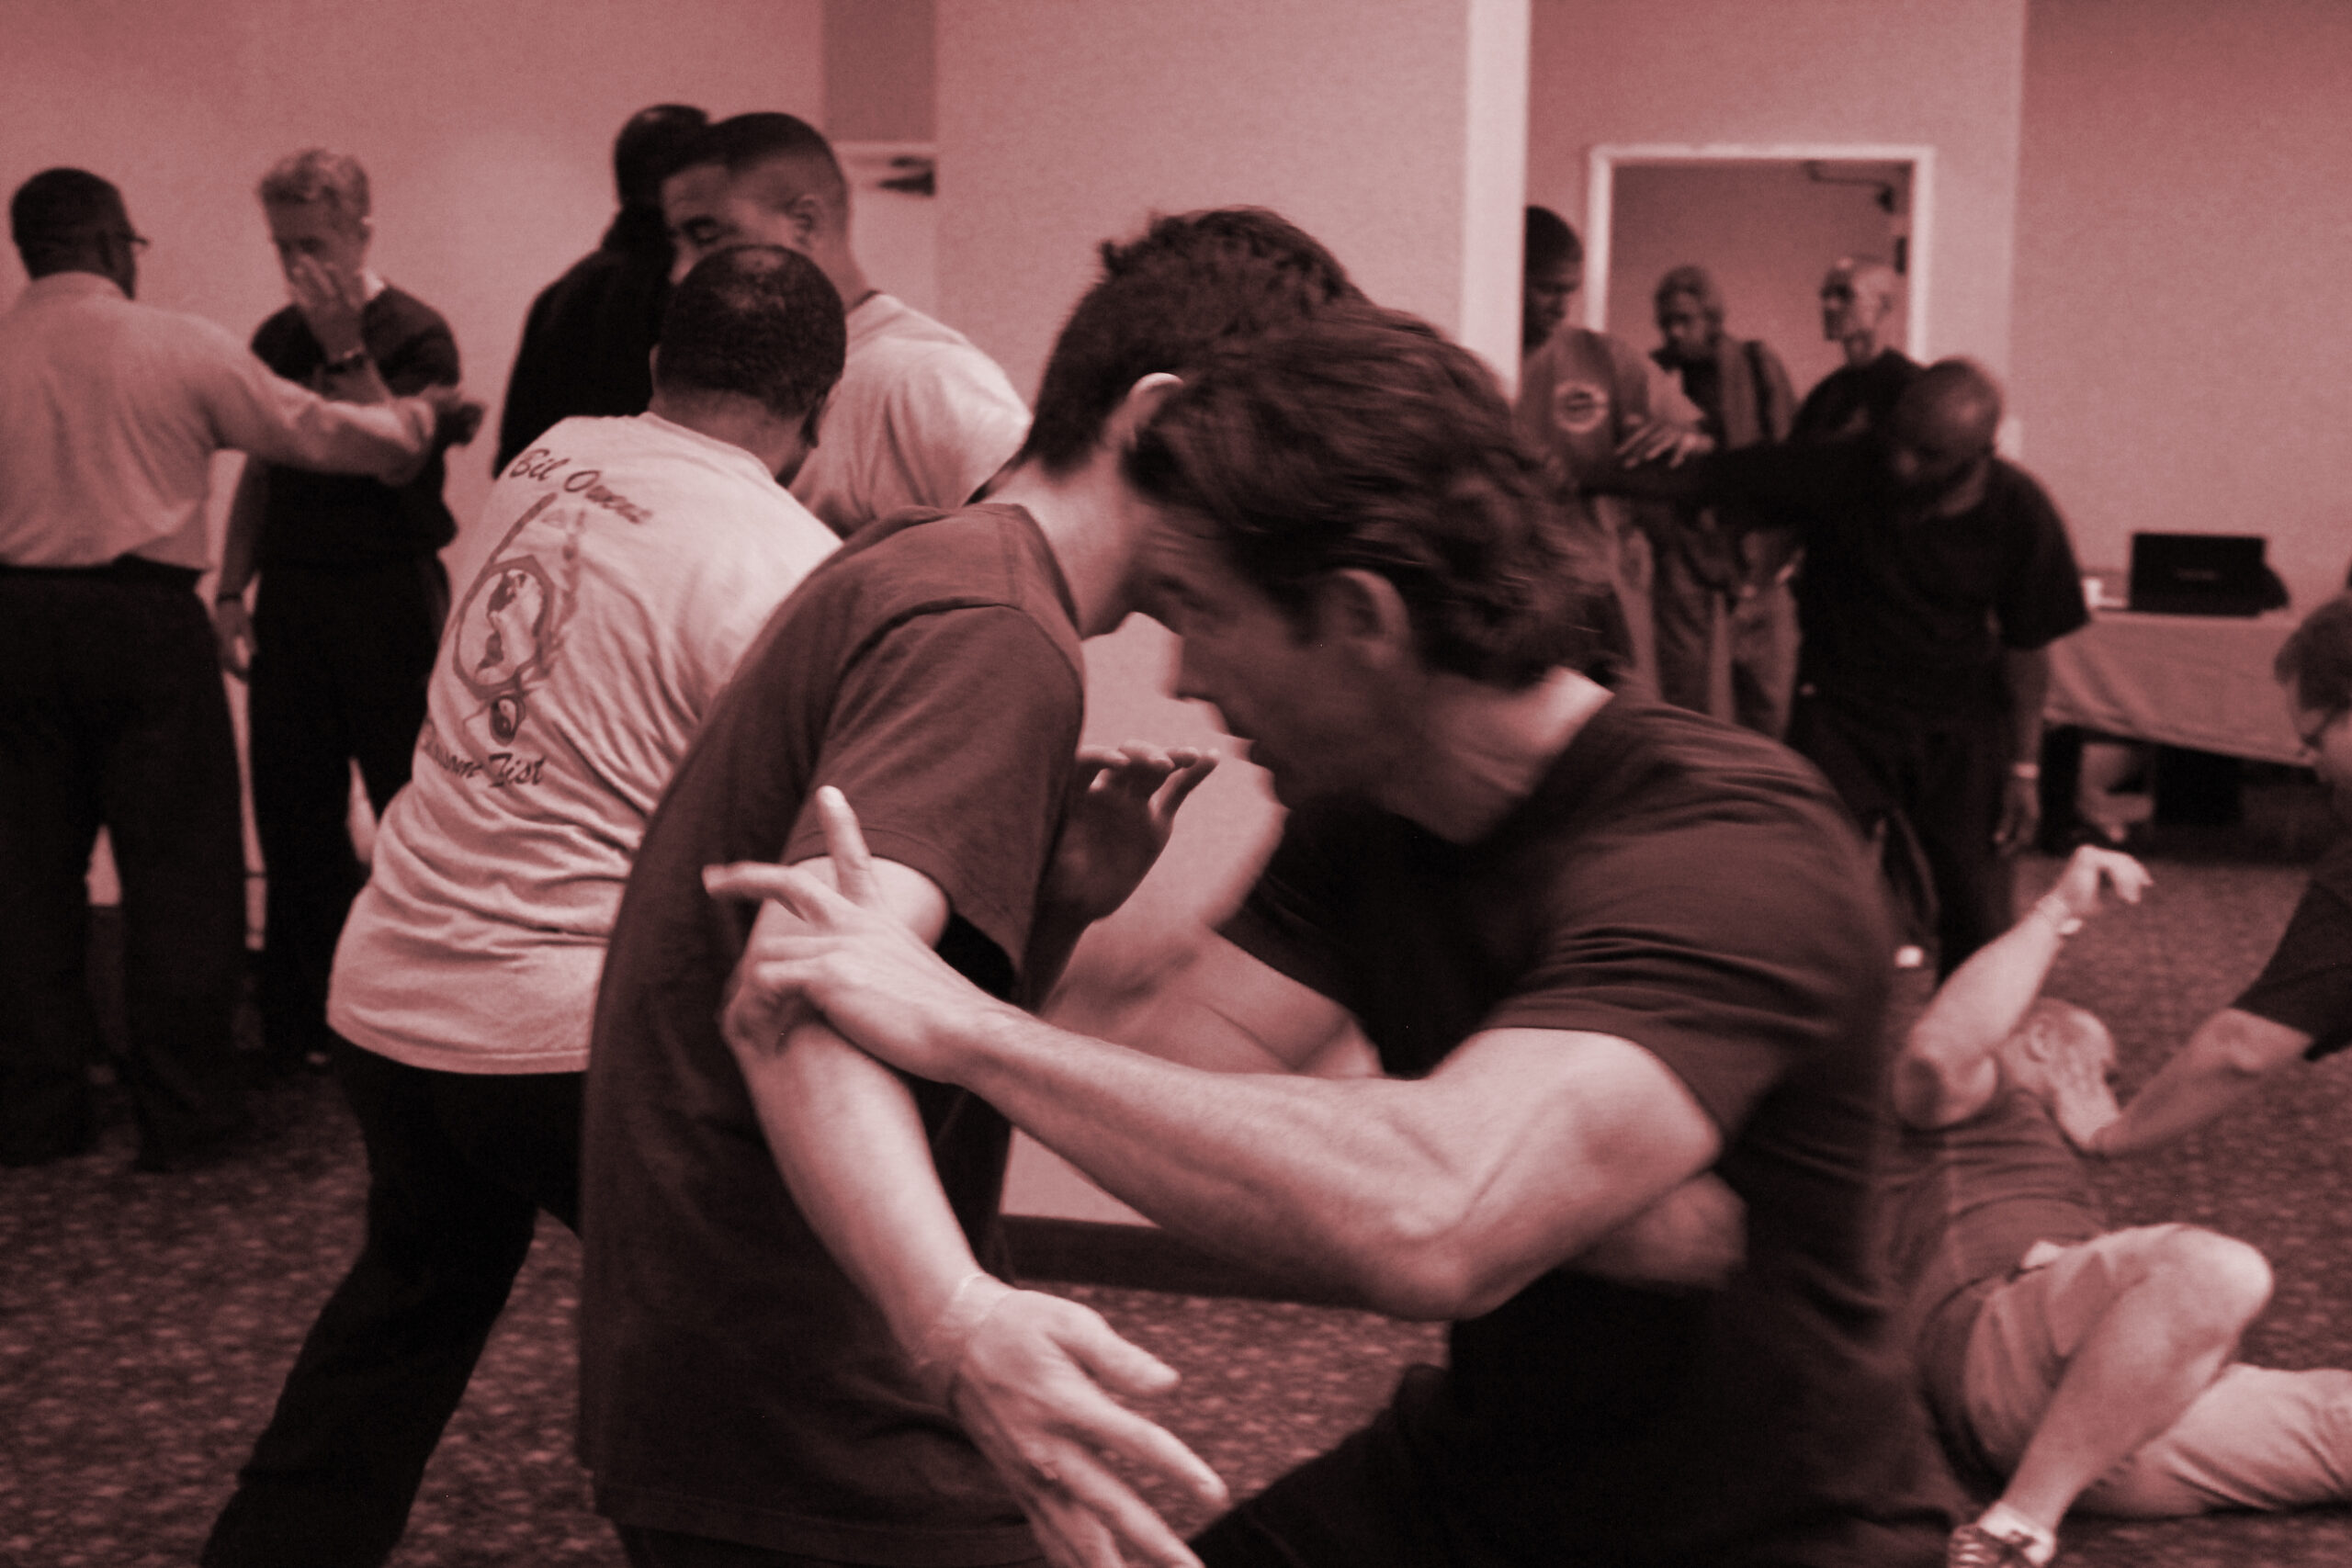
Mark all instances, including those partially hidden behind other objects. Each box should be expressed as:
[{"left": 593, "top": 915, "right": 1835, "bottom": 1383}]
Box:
[{"left": 2143, "top": 1227, "right": 2273, "bottom": 1332}]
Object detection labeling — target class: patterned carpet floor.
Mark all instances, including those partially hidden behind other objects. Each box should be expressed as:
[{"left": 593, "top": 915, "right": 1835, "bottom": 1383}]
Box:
[{"left": 3, "top": 779, "right": 2347, "bottom": 1567}]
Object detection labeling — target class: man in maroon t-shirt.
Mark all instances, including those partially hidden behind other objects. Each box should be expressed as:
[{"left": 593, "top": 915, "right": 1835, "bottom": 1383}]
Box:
[{"left": 582, "top": 209, "right": 1362, "bottom": 1568}]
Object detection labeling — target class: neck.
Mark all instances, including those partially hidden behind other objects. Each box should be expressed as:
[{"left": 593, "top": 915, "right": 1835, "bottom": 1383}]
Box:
[
  {"left": 985, "top": 451, "right": 1148, "bottom": 638},
  {"left": 815, "top": 243, "right": 873, "bottom": 315},
  {"left": 647, "top": 389, "right": 805, "bottom": 480},
  {"left": 1841, "top": 333, "right": 1882, "bottom": 368},
  {"left": 1382, "top": 667, "right": 1612, "bottom": 842}
]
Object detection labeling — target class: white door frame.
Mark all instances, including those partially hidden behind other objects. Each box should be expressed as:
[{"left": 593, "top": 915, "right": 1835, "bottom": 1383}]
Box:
[{"left": 1584, "top": 142, "right": 1936, "bottom": 360}]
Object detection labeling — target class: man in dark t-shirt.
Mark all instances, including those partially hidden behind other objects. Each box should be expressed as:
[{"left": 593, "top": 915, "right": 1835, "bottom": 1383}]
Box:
[
  {"left": 581, "top": 209, "right": 1361, "bottom": 1568},
  {"left": 210, "top": 150, "right": 469, "bottom": 1075},
  {"left": 718, "top": 310, "right": 1959, "bottom": 1566},
  {"left": 2067, "top": 594, "right": 2352, "bottom": 1157},
  {"left": 1887, "top": 843, "right": 2352, "bottom": 1568},
  {"left": 1620, "top": 359, "right": 2089, "bottom": 976}
]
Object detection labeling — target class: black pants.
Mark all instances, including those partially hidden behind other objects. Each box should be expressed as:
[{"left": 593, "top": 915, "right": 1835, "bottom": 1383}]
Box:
[
  {"left": 248, "top": 557, "right": 447, "bottom": 1066},
  {"left": 1785, "top": 687, "right": 2013, "bottom": 978},
  {"left": 0, "top": 562, "right": 246, "bottom": 1164},
  {"left": 201, "top": 1043, "right": 582, "bottom": 1568}
]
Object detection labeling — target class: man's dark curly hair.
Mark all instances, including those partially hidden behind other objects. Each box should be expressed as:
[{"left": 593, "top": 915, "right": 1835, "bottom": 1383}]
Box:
[
  {"left": 656, "top": 244, "right": 844, "bottom": 423},
  {"left": 1017, "top": 207, "right": 1363, "bottom": 475},
  {"left": 1125, "top": 304, "right": 1613, "bottom": 689}
]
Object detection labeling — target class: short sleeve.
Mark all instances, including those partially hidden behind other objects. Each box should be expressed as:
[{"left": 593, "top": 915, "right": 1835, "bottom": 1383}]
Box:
[
  {"left": 883, "top": 346, "right": 1030, "bottom": 513},
  {"left": 2235, "top": 854, "right": 2352, "bottom": 1061},
  {"left": 1994, "top": 470, "right": 2089, "bottom": 650},
  {"left": 379, "top": 314, "right": 460, "bottom": 397},
  {"left": 784, "top": 604, "right": 1082, "bottom": 971},
  {"left": 1217, "top": 806, "right": 1363, "bottom": 1006},
  {"left": 1483, "top": 804, "right": 1890, "bottom": 1136}
]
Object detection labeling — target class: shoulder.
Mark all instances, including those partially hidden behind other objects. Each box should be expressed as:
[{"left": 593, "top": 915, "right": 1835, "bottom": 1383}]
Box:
[
  {"left": 369, "top": 286, "right": 458, "bottom": 351},
  {"left": 1984, "top": 460, "right": 2067, "bottom": 531}
]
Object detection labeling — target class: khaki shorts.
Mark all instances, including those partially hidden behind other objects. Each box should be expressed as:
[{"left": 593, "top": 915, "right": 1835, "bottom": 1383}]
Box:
[{"left": 1965, "top": 1224, "right": 2352, "bottom": 1516}]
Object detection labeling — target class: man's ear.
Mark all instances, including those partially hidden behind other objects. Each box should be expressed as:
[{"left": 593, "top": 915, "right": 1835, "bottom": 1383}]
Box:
[
  {"left": 1105, "top": 372, "right": 1183, "bottom": 452},
  {"left": 1317, "top": 569, "right": 1415, "bottom": 664}
]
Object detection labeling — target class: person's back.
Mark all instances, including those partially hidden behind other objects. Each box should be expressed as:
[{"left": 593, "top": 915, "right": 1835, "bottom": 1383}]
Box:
[{"left": 333, "top": 409, "right": 836, "bottom": 1066}]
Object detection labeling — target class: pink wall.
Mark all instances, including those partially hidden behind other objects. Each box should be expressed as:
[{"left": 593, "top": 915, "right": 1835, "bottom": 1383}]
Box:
[
  {"left": 1527, "top": 0, "right": 2027, "bottom": 374},
  {"left": 2014, "top": 0, "right": 2352, "bottom": 609},
  {"left": 1, "top": 0, "right": 825, "bottom": 553}
]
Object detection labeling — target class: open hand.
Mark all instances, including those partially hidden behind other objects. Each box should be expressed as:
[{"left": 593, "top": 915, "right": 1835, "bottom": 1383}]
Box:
[
  {"left": 947, "top": 1289, "right": 1227, "bottom": 1568},
  {"left": 1044, "top": 744, "right": 1216, "bottom": 926},
  {"left": 1615, "top": 420, "right": 1712, "bottom": 468},
  {"left": 1995, "top": 773, "right": 2042, "bottom": 855},
  {"left": 286, "top": 252, "right": 368, "bottom": 362},
  {"left": 420, "top": 383, "right": 485, "bottom": 448}
]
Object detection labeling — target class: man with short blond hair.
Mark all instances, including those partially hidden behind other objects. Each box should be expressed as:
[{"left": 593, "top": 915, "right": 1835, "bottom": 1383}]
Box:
[{"left": 211, "top": 147, "right": 467, "bottom": 1078}]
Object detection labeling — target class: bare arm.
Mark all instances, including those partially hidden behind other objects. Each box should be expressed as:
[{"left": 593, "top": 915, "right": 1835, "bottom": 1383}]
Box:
[
  {"left": 1894, "top": 845, "right": 2150, "bottom": 1129},
  {"left": 719, "top": 825, "right": 1728, "bottom": 1321},
  {"left": 1998, "top": 645, "right": 2053, "bottom": 853},
  {"left": 211, "top": 458, "right": 266, "bottom": 679},
  {"left": 2085, "top": 1006, "right": 2314, "bottom": 1157},
  {"left": 712, "top": 794, "right": 1223, "bottom": 1568}
]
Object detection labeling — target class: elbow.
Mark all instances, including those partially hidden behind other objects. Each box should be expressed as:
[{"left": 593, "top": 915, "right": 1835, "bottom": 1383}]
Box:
[{"left": 1341, "top": 1200, "right": 1521, "bottom": 1322}]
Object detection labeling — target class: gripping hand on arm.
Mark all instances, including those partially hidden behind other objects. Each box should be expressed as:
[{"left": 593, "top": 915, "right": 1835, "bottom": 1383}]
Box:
[{"left": 707, "top": 789, "right": 1224, "bottom": 1568}]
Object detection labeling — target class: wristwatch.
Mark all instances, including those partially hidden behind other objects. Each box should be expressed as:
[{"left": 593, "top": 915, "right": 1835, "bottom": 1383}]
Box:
[{"left": 322, "top": 346, "right": 371, "bottom": 376}]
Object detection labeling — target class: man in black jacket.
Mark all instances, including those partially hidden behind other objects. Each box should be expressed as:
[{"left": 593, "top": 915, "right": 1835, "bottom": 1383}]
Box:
[{"left": 493, "top": 104, "right": 707, "bottom": 471}]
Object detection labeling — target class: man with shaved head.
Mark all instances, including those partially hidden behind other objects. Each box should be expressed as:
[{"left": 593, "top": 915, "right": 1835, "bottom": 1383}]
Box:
[
  {"left": 1796, "top": 256, "right": 1916, "bottom": 443},
  {"left": 662, "top": 112, "right": 1029, "bottom": 536},
  {"left": 1611, "top": 358, "right": 2088, "bottom": 976}
]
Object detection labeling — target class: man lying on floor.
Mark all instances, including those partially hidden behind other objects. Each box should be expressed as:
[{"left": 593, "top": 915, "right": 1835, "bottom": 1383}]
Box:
[{"left": 1888, "top": 842, "right": 2352, "bottom": 1568}]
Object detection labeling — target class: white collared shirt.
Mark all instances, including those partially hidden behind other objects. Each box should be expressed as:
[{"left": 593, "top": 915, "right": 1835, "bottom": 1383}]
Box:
[{"left": 0, "top": 270, "right": 431, "bottom": 569}]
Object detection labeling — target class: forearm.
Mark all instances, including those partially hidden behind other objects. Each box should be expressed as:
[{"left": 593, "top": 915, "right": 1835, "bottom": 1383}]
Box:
[
  {"left": 215, "top": 459, "right": 266, "bottom": 602},
  {"left": 240, "top": 377, "right": 434, "bottom": 480},
  {"left": 2096, "top": 1009, "right": 2305, "bottom": 1156},
  {"left": 739, "top": 1021, "right": 986, "bottom": 1358},
  {"left": 1896, "top": 894, "right": 2072, "bottom": 1126},
  {"left": 947, "top": 1010, "right": 1679, "bottom": 1319},
  {"left": 2006, "top": 647, "right": 2051, "bottom": 761}
]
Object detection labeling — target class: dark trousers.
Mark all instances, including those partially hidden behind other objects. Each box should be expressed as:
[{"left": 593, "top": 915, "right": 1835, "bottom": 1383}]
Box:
[
  {"left": 248, "top": 558, "right": 447, "bottom": 1066},
  {"left": 0, "top": 563, "right": 246, "bottom": 1164},
  {"left": 1785, "top": 687, "right": 2013, "bottom": 978},
  {"left": 201, "top": 1043, "right": 582, "bottom": 1568}
]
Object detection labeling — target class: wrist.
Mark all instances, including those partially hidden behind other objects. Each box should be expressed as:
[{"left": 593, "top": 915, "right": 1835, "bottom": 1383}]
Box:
[
  {"left": 2010, "top": 760, "right": 2041, "bottom": 781},
  {"left": 2029, "top": 893, "right": 2083, "bottom": 937},
  {"left": 908, "top": 1270, "right": 1016, "bottom": 1405}
]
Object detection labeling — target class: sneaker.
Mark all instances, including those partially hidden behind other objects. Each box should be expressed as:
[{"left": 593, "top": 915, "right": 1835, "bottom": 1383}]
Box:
[{"left": 1946, "top": 1522, "right": 2047, "bottom": 1568}]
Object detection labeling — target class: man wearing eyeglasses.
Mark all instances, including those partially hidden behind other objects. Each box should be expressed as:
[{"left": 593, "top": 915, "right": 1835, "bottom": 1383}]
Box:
[
  {"left": 0, "top": 167, "right": 474, "bottom": 1173},
  {"left": 2060, "top": 593, "right": 2352, "bottom": 1157}
]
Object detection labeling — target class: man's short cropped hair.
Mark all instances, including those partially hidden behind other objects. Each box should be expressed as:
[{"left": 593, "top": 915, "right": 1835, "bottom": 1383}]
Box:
[
  {"left": 655, "top": 244, "right": 845, "bottom": 423},
  {"left": 680, "top": 112, "right": 846, "bottom": 205},
  {"left": 615, "top": 104, "right": 710, "bottom": 209},
  {"left": 2277, "top": 594, "right": 2352, "bottom": 717},
  {"left": 1655, "top": 264, "right": 1725, "bottom": 328},
  {"left": 1126, "top": 305, "right": 1611, "bottom": 689},
  {"left": 257, "top": 149, "right": 371, "bottom": 229},
  {"left": 1525, "top": 206, "right": 1581, "bottom": 274},
  {"left": 1017, "top": 207, "right": 1362, "bottom": 477},
  {"left": 10, "top": 167, "right": 126, "bottom": 266}
]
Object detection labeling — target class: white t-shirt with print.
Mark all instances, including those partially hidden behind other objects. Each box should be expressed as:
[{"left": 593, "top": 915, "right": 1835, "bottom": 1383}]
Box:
[
  {"left": 329, "top": 412, "right": 836, "bottom": 1074},
  {"left": 788, "top": 292, "right": 1029, "bottom": 536}
]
